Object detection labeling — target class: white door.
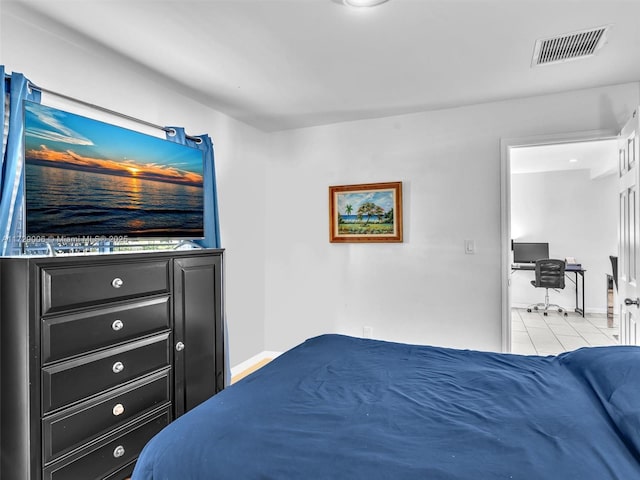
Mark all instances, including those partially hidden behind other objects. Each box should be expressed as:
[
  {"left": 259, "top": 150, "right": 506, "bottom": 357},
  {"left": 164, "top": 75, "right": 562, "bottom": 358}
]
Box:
[{"left": 618, "top": 107, "right": 640, "bottom": 345}]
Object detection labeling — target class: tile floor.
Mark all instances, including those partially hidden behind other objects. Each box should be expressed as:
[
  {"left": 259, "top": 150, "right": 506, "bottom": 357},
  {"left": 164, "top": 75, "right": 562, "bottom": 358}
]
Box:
[{"left": 511, "top": 307, "right": 619, "bottom": 355}]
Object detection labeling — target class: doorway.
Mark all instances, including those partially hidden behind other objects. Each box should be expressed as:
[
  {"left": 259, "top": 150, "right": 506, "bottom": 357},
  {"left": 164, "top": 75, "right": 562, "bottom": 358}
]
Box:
[{"left": 500, "top": 131, "right": 620, "bottom": 353}]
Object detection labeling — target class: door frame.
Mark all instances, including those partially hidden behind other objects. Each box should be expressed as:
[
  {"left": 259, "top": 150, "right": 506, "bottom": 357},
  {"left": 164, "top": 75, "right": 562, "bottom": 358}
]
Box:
[
  {"left": 616, "top": 108, "right": 640, "bottom": 345},
  {"left": 500, "top": 129, "right": 618, "bottom": 352}
]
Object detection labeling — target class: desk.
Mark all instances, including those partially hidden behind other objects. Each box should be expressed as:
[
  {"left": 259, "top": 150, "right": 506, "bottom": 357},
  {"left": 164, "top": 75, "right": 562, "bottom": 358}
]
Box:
[{"left": 511, "top": 264, "right": 586, "bottom": 317}]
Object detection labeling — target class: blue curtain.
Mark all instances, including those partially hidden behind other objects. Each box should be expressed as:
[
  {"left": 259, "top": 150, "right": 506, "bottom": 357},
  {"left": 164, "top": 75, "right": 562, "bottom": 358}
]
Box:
[
  {"left": 1, "top": 67, "right": 41, "bottom": 255},
  {"left": 166, "top": 126, "right": 228, "bottom": 386},
  {"left": 165, "top": 127, "right": 221, "bottom": 248}
]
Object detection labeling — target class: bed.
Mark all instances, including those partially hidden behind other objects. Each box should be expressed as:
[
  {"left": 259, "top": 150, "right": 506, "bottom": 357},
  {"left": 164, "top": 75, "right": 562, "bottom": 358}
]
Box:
[{"left": 132, "top": 334, "right": 640, "bottom": 479}]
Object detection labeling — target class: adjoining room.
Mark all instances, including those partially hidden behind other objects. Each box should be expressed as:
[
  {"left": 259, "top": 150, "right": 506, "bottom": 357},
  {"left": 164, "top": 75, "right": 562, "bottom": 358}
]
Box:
[{"left": 509, "top": 139, "right": 619, "bottom": 354}]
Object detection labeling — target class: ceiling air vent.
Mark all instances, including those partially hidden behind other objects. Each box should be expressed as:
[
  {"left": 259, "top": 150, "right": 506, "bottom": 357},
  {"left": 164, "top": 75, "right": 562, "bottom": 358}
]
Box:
[{"left": 532, "top": 25, "right": 610, "bottom": 66}]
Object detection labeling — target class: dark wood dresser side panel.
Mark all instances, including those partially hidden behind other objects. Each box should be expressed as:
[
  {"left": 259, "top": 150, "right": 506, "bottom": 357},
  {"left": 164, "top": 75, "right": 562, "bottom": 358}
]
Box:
[{"left": 0, "top": 259, "right": 41, "bottom": 480}]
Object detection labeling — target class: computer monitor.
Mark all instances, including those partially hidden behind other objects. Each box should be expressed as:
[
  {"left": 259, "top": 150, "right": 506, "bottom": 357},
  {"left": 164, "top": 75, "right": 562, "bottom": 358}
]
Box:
[{"left": 512, "top": 242, "right": 549, "bottom": 264}]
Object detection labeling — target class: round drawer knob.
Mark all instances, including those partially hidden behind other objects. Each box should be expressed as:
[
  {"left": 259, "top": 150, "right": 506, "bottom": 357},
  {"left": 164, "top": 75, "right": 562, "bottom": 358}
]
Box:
[
  {"left": 111, "top": 319, "right": 124, "bottom": 331},
  {"left": 111, "top": 277, "right": 124, "bottom": 289},
  {"left": 112, "top": 361, "right": 124, "bottom": 374},
  {"left": 175, "top": 341, "right": 185, "bottom": 352},
  {"left": 113, "top": 445, "right": 125, "bottom": 458},
  {"left": 112, "top": 403, "right": 125, "bottom": 416}
]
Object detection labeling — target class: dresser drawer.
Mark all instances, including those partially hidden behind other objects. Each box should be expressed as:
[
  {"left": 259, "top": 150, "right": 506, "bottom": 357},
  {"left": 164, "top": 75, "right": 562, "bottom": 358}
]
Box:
[
  {"left": 43, "top": 371, "right": 171, "bottom": 463},
  {"left": 42, "top": 333, "right": 171, "bottom": 414},
  {"left": 43, "top": 408, "right": 170, "bottom": 480},
  {"left": 42, "top": 296, "right": 171, "bottom": 364},
  {"left": 41, "top": 260, "right": 170, "bottom": 314}
]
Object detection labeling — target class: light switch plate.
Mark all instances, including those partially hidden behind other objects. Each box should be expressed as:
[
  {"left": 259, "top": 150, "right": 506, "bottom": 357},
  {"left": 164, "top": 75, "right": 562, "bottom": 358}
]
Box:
[{"left": 465, "top": 239, "right": 475, "bottom": 254}]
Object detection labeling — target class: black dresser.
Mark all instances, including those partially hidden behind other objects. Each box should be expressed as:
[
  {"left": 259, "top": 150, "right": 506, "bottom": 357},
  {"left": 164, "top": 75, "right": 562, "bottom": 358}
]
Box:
[{"left": 0, "top": 249, "right": 225, "bottom": 480}]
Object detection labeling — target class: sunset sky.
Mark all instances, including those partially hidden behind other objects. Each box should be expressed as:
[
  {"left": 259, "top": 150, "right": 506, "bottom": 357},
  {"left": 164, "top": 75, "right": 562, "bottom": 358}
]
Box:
[{"left": 24, "top": 101, "right": 204, "bottom": 188}]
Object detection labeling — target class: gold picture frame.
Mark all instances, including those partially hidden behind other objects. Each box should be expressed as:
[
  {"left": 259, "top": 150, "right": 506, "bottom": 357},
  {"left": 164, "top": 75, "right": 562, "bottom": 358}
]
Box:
[{"left": 329, "top": 181, "right": 403, "bottom": 243}]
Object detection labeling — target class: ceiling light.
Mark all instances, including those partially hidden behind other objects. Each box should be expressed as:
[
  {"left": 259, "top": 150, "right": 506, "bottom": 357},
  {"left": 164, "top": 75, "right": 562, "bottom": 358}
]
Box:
[
  {"left": 569, "top": 158, "right": 578, "bottom": 163},
  {"left": 343, "top": 0, "right": 389, "bottom": 7}
]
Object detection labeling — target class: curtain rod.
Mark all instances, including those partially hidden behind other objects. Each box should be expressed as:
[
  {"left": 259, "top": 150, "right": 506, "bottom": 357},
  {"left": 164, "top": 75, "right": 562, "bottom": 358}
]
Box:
[{"left": 27, "top": 81, "right": 202, "bottom": 143}]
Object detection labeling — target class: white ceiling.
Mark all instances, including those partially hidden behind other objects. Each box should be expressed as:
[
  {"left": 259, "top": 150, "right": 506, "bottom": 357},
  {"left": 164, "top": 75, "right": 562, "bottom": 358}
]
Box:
[
  {"left": 6, "top": 0, "right": 640, "bottom": 132},
  {"left": 511, "top": 138, "right": 619, "bottom": 177}
]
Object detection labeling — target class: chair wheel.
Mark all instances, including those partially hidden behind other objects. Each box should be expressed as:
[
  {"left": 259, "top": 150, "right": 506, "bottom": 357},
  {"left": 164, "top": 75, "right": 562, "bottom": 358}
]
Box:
[
  {"left": 564, "top": 312, "right": 568, "bottom": 317},
  {"left": 558, "top": 308, "right": 563, "bottom": 313},
  {"left": 527, "top": 309, "right": 532, "bottom": 313},
  {"left": 533, "top": 306, "right": 539, "bottom": 311},
  {"left": 543, "top": 312, "right": 548, "bottom": 316}
]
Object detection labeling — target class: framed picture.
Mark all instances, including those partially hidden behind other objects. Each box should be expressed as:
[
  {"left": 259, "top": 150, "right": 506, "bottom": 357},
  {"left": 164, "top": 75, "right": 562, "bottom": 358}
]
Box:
[{"left": 329, "top": 181, "right": 403, "bottom": 243}]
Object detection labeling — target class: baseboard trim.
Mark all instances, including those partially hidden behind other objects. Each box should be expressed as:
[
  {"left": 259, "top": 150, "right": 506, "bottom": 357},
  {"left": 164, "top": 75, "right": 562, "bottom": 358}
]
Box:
[{"left": 231, "top": 350, "right": 282, "bottom": 378}]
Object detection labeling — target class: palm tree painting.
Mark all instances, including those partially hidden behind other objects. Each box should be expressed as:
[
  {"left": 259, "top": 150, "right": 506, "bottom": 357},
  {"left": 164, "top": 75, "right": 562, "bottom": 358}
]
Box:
[{"left": 330, "top": 182, "right": 403, "bottom": 243}]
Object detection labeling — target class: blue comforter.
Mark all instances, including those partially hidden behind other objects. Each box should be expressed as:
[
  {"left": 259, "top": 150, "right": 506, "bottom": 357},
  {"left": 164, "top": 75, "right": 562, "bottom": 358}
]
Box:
[{"left": 132, "top": 334, "right": 640, "bottom": 479}]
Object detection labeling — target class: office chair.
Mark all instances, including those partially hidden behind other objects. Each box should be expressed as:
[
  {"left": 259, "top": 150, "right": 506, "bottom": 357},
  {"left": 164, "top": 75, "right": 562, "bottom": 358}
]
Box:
[{"left": 526, "top": 259, "right": 568, "bottom": 316}]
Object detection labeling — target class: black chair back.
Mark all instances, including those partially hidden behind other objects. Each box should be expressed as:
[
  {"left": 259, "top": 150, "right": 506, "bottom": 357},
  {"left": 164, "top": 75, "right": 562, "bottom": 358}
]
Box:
[
  {"left": 610, "top": 255, "right": 618, "bottom": 291},
  {"left": 534, "top": 259, "right": 565, "bottom": 289}
]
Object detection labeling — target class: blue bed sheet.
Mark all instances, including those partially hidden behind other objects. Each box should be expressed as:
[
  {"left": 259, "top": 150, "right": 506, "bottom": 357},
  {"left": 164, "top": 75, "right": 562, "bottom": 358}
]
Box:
[{"left": 132, "top": 334, "right": 640, "bottom": 480}]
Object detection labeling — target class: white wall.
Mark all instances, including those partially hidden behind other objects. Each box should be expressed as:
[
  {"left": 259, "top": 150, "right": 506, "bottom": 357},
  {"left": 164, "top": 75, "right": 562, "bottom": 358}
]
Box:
[
  {"left": 510, "top": 169, "right": 618, "bottom": 313},
  {"left": 266, "top": 84, "right": 639, "bottom": 354},
  {"left": 3, "top": 4, "right": 639, "bottom": 364},
  {"left": 0, "top": 4, "right": 269, "bottom": 366}
]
